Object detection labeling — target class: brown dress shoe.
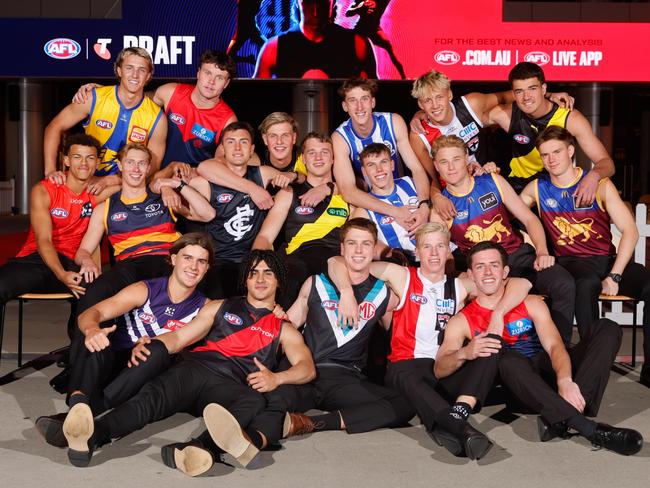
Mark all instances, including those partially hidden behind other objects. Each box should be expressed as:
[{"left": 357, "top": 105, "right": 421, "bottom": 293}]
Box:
[{"left": 283, "top": 412, "right": 316, "bottom": 438}]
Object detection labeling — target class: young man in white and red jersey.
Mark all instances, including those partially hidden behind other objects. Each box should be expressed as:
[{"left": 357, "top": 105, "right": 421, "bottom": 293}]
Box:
[
  {"left": 327, "top": 222, "right": 531, "bottom": 460},
  {"left": 0, "top": 134, "right": 117, "bottom": 340},
  {"left": 437, "top": 241, "right": 643, "bottom": 456},
  {"left": 520, "top": 126, "right": 650, "bottom": 387}
]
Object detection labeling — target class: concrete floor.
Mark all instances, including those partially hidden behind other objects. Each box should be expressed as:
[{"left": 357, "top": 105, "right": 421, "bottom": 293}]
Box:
[{"left": 1, "top": 301, "right": 649, "bottom": 488}]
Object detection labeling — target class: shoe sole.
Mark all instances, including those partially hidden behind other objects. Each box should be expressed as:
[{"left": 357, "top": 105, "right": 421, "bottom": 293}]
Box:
[
  {"left": 36, "top": 416, "right": 67, "bottom": 448},
  {"left": 431, "top": 427, "right": 464, "bottom": 456},
  {"left": 171, "top": 446, "right": 214, "bottom": 477},
  {"left": 62, "top": 403, "right": 93, "bottom": 467},
  {"left": 282, "top": 413, "right": 292, "bottom": 439},
  {"left": 203, "top": 403, "right": 259, "bottom": 468}
]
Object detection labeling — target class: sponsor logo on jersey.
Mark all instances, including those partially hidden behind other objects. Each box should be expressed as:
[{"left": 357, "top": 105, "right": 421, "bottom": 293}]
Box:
[
  {"left": 163, "top": 319, "right": 186, "bottom": 331},
  {"left": 435, "top": 298, "right": 456, "bottom": 314},
  {"left": 191, "top": 123, "right": 215, "bottom": 143},
  {"left": 111, "top": 212, "right": 128, "bottom": 222},
  {"left": 435, "top": 50, "right": 461, "bottom": 65},
  {"left": 358, "top": 301, "right": 377, "bottom": 320},
  {"left": 96, "top": 119, "right": 114, "bottom": 130},
  {"left": 382, "top": 140, "right": 396, "bottom": 156},
  {"left": 145, "top": 203, "right": 161, "bottom": 213},
  {"left": 251, "top": 325, "right": 274, "bottom": 338},
  {"left": 295, "top": 206, "right": 315, "bottom": 215},
  {"left": 478, "top": 192, "right": 498, "bottom": 211},
  {"left": 138, "top": 312, "right": 155, "bottom": 324},
  {"left": 456, "top": 210, "right": 469, "bottom": 220},
  {"left": 321, "top": 300, "right": 339, "bottom": 311},
  {"left": 506, "top": 318, "right": 533, "bottom": 336},
  {"left": 458, "top": 122, "right": 479, "bottom": 141},
  {"left": 524, "top": 51, "right": 550, "bottom": 66},
  {"left": 51, "top": 207, "right": 69, "bottom": 218},
  {"left": 409, "top": 293, "right": 428, "bottom": 305},
  {"left": 170, "top": 113, "right": 186, "bottom": 125},
  {"left": 129, "top": 126, "right": 148, "bottom": 143},
  {"left": 327, "top": 207, "right": 349, "bottom": 218},
  {"left": 217, "top": 193, "right": 233, "bottom": 203},
  {"left": 513, "top": 134, "right": 530, "bottom": 144},
  {"left": 44, "top": 38, "right": 81, "bottom": 59},
  {"left": 224, "top": 312, "right": 243, "bottom": 326},
  {"left": 545, "top": 198, "right": 558, "bottom": 208},
  {"left": 380, "top": 215, "right": 394, "bottom": 225},
  {"left": 573, "top": 195, "right": 593, "bottom": 210}
]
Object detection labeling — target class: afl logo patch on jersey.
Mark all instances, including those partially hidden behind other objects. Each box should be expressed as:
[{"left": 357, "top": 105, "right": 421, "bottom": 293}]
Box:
[
  {"left": 217, "top": 193, "right": 233, "bottom": 203},
  {"left": 170, "top": 113, "right": 186, "bottom": 125},
  {"left": 51, "top": 208, "right": 69, "bottom": 219},
  {"left": 224, "top": 312, "right": 243, "bottom": 326},
  {"left": 129, "top": 126, "right": 148, "bottom": 143},
  {"left": 138, "top": 312, "right": 155, "bottom": 324},
  {"left": 321, "top": 300, "right": 339, "bottom": 311},
  {"left": 96, "top": 119, "right": 114, "bottom": 130},
  {"left": 380, "top": 215, "right": 394, "bottom": 225},
  {"left": 513, "top": 134, "right": 530, "bottom": 144},
  {"left": 358, "top": 301, "right": 377, "bottom": 320},
  {"left": 295, "top": 206, "right": 315, "bottom": 215},
  {"left": 409, "top": 293, "right": 428, "bottom": 305},
  {"left": 111, "top": 212, "right": 128, "bottom": 222}
]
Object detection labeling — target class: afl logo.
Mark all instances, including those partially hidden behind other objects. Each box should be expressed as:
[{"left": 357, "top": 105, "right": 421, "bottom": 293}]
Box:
[
  {"left": 435, "top": 50, "right": 460, "bottom": 65},
  {"left": 170, "top": 113, "right": 186, "bottom": 125},
  {"left": 145, "top": 203, "right": 161, "bottom": 213},
  {"left": 224, "top": 312, "right": 243, "bottom": 326},
  {"left": 138, "top": 312, "right": 155, "bottom": 324},
  {"left": 358, "top": 301, "right": 376, "bottom": 320},
  {"left": 111, "top": 212, "right": 128, "bottom": 222},
  {"left": 321, "top": 300, "right": 339, "bottom": 311},
  {"left": 51, "top": 208, "right": 69, "bottom": 218},
  {"left": 44, "top": 38, "right": 81, "bottom": 59},
  {"left": 96, "top": 119, "right": 113, "bottom": 130},
  {"left": 524, "top": 52, "right": 550, "bottom": 66},
  {"left": 295, "top": 206, "right": 314, "bottom": 215},
  {"left": 380, "top": 215, "right": 394, "bottom": 225},
  {"left": 409, "top": 293, "right": 428, "bottom": 305},
  {"left": 217, "top": 193, "right": 233, "bottom": 203},
  {"left": 513, "top": 134, "right": 530, "bottom": 144}
]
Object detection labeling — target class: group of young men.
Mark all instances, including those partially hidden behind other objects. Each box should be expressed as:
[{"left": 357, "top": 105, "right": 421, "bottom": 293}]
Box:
[{"left": 0, "top": 43, "right": 647, "bottom": 473}]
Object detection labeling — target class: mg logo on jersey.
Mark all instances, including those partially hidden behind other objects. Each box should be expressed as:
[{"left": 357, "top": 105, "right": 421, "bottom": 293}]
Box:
[
  {"left": 225, "top": 204, "right": 255, "bottom": 241},
  {"left": 44, "top": 38, "right": 81, "bottom": 59},
  {"left": 145, "top": 203, "right": 161, "bottom": 213},
  {"left": 435, "top": 50, "right": 460, "bottom": 65},
  {"left": 409, "top": 293, "right": 428, "bottom": 305},
  {"left": 170, "top": 113, "right": 186, "bottom": 125},
  {"left": 51, "top": 208, "right": 69, "bottom": 219},
  {"left": 224, "top": 312, "right": 243, "bottom": 326},
  {"left": 358, "top": 301, "right": 377, "bottom": 320},
  {"left": 96, "top": 119, "right": 114, "bottom": 130},
  {"left": 524, "top": 51, "right": 550, "bottom": 66},
  {"left": 513, "top": 134, "right": 530, "bottom": 144},
  {"left": 321, "top": 300, "right": 339, "bottom": 310},
  {"left": 138, "top": 312, "right": 155, "bottom": 324},
  {"left": 111, "top": 212, "right": 128, "bottom": 222},
  {"left": 295, "top": 206, "right": 314, "bottom": 215},
  {"left": 217, "top": 193, "right": 233, "bottom": 203}
]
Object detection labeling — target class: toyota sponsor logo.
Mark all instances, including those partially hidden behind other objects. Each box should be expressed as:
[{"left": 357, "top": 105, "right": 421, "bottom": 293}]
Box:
[
  {"left": 96, "top": 119, "right": 113, "bottom": 130},
  {"left": 111, "top": 212, "right": 128, "bottom": 222},
  {"left": 513, "top": 134, "right": 530, "bottom": 144},
  {"left": 217, "top": 193, "right": 233, "bottom": 203},
  {"left": 145, "top": 203, "right": 161, "bottom": 213},
  {"left": 295, "top": 206, "right": 315, "bottom": 215},
  {"left": 51, "top": 208, "right": 69, "bottom": 218},
  {"left": 224, "top": 312, "right": 243, "bottom": 326},
  {"left": 524, "top": 51, "right": 550, "bottom": 66},
  {"left": 170, "top": 113, "right": 186, "bottom": 125},
  {"left": 409, "top": 293, "right": 428, "bottom": 305},
  {"left": 44, "top": 38, "right": 81, "bottom": 60},
  {"left": 435, "top": 50, "right": 460, "bottom": 65}
]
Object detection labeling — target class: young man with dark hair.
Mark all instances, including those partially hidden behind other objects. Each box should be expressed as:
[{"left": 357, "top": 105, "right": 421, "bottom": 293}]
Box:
[
  {"left": 59, "top": 250, "right": 315, "bottom": 469},
  {"left": 437, "top": 241, "right": 643, "bottom": 456},
  {"left": 433, "top": 135, "right": 576, "bottom": 344},
  {"left": 520, "top": 126, "right": 650, "bottom": 386},
  {"left": 45, "top": 47, "right": 167, "bottom": 185}
]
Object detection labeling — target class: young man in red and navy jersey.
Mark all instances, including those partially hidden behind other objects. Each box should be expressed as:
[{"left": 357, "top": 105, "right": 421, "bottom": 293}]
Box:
[
  {"left": 36, "top": 233, "right": 212, "bottom": 449},
  {"left": 520, "top": 126, "right": 650, "bottom": 387},
  {"left": 59, "top": 250, "right": 315, "bottom": 470},
  {"left": 438, "top": 241, "right": 643, "bottom": 456},
  {"left": 433, "top": 135, "right": 576, "bottom": 345},
  {"left": 328, "top": 222, "right": 530, "bottom": 460},
  {"left": 0, "top": 134, "right": 117, "bottom": 338}
]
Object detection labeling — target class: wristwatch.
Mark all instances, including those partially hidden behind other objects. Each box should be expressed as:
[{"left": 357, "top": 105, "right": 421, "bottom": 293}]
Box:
[
  {"left": 607, "top": 272, "right": 622, "bottom": 283},
  {"left": 418, "top": 199, "right": 431, "bottom": 209},
  {"left": 175, "top": 180, "right": 187, "bottom": 193}
]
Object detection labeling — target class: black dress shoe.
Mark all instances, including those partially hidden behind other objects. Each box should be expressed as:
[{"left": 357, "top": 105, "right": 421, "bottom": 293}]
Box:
[
  {"left": 430, "top": 425, "right": 463, "bottom": 456},
  {"left": 161, "top": 440, "right": 215, "bottom": 477},
  {"left": 49, "top": 368, "right": 70, "bottom": 394},
  {"left": 537, "top": 417, "right": 569, "bottom": 442},
  {"left": 431, "top": 423, "right": 493, "bottom": 460},
  {"left": 36, "top": 413, "right": 68, "bottom": 448},
  {"left": 62, "top": 403, "right": 95, "bottom": 467},
  {"left": 589, "top": 423, "right": 643, "bottom": 456}
]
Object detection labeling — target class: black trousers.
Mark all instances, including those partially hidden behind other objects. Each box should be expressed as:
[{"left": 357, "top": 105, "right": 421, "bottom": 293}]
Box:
[
  {"left": 558, "top": 254, "right": 650, "bottom": 360},
  {"left": 249, "top": 365, "right": 414, "bottom": 443},
  {"left": 498, "top": 318, "right": 621, "bottom": 424},
  {"left": 97, "top": 357, "right": 266, "bottom": 441},
  {"left": 0, "top": 252, "right": 79, "bottom": 338},
  {"left": 385, "top": 350, "right": 501, "bottom": 431},
  {"left": 278, "top": 246, "right": 339, "bottom": 309},
  {"left": 508, "top": 243, "right": 576, "bottom": 345}
]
